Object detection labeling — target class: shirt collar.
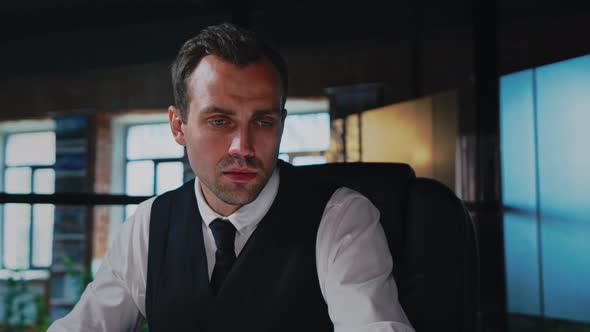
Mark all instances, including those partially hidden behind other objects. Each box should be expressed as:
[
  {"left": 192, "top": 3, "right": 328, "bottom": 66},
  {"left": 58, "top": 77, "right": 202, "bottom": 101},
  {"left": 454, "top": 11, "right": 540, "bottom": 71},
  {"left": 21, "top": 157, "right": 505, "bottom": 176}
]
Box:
[{"left": 194, "top": 167, "right": 280, "bottom": 235}]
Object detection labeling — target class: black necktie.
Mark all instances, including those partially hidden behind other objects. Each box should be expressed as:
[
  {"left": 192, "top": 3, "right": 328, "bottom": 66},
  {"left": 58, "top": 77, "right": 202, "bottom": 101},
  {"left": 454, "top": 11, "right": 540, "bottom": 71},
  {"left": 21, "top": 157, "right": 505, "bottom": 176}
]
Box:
[{"left": 209, "top": 218, "right": 237, "bottom": 296}]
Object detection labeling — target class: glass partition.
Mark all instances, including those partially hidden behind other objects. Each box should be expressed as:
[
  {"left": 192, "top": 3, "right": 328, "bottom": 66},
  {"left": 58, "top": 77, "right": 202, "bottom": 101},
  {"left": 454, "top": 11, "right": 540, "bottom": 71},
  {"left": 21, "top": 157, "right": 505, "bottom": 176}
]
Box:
[{"left": 500, "top": 54, "right": 590, "bottom": 323}]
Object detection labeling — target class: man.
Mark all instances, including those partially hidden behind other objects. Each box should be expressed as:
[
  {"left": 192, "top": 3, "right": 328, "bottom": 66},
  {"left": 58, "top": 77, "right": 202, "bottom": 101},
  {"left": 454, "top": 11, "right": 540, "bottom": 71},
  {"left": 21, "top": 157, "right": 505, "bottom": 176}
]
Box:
[{"left": 49, "top": 23, "right": 414, "bottom": 332}]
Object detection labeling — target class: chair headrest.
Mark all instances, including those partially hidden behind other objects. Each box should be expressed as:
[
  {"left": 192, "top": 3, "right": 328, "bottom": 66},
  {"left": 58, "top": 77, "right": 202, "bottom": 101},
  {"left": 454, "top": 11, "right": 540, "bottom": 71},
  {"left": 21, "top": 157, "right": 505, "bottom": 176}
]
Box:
[{"left": 293, "top": 161, "right": 416, "bottom": 258}]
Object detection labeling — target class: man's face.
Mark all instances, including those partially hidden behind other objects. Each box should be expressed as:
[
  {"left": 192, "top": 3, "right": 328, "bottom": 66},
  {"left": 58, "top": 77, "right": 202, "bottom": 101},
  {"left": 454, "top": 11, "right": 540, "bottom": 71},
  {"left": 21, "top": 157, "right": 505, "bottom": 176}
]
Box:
[{"left": 169, "top": 55, "right": 285, "bottom": 216}]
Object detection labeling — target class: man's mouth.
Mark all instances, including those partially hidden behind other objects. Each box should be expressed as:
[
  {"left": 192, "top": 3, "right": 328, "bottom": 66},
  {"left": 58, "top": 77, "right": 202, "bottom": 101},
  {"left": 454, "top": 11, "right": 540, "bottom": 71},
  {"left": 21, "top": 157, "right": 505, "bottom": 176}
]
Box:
[{"left": 222, "top": 168, "right": 258, "bottom": 183}]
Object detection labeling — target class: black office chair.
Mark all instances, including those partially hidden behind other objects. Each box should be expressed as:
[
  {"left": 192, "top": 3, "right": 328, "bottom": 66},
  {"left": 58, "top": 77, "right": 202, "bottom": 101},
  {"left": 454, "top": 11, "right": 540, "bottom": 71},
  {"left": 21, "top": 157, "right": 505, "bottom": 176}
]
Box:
[{"left": 297, "top": 162, "right": 480, "bottom": 332}]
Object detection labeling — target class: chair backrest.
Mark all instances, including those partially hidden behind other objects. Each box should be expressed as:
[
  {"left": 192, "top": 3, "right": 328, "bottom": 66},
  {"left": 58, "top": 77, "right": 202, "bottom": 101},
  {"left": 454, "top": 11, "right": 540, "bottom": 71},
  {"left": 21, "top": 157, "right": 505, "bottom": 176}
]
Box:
[{"left": 296, "top": 162, "right": 480, "bottom": 332}]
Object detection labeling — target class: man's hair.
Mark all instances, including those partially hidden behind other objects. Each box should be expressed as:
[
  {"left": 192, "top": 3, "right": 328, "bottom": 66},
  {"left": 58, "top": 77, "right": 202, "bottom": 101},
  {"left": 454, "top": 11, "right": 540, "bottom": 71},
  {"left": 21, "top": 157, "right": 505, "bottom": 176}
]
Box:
[{"left": 171, "top": 22, "right": 288, "bottom": 122}]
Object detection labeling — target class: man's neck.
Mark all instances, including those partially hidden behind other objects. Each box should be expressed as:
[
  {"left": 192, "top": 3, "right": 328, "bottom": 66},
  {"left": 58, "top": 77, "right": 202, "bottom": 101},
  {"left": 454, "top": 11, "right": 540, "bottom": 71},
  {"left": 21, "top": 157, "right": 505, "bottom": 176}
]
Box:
[{"left": 199, "top": 183, "right": 242, "bottom": 217}]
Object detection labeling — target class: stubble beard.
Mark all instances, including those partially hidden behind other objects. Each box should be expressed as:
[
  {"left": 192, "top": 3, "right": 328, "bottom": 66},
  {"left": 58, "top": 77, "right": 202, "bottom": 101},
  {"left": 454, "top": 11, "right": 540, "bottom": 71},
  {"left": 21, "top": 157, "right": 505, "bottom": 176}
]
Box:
[
  {"left": 212, "top": 180, "right": 263, "bottom": 206},
  {"left": 211, "top": 155, "right": 272, "bottom": 206}
]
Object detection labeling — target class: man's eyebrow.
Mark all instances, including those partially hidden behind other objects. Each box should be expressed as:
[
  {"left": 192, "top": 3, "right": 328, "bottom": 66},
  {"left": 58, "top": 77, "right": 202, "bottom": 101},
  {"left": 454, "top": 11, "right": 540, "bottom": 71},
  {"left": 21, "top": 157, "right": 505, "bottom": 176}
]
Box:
[
  {"left": 200, "top": 106, "right": 235, "bottom": 116},
  {"left": 253, "top": 108, "right": 283, "bottom": 116},
  {"left": 199, "top": 107, "right": 283, "bottom": 116}
]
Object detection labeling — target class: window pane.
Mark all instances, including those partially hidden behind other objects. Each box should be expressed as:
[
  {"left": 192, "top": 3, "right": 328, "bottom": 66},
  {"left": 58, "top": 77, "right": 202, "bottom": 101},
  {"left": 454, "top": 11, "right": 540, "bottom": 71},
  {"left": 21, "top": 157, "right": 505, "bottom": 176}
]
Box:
[
  {"left": 32, "top": 204, "right": 55, "bottom": 267},
  {"left": 535, "top": 54, "right": 590, "bottom": 322},
  {"left": 280, "top": 113, "right": 330, "bottom": 153},
  {"left": 500, "top": 70, "right": 542, "bottom": 315},
  {"left": 5, "top": 132, "right": 55, "bottom": 166},
  {"left": 126, "top": 124, "right": 184, "bottom": 160},
  {"left": 0, "top": 207, "right": 2, "bottom": 267},
  {"left": 156, "top": 162, "right": 184, "bottom": 195},
  {"left": 126, "top": 160, "right": 154, "bottom": 196},
  {"left": 4, "top": 203, "right": 31, "bottom": 269},
  {"left": 33, "top": 168, "right": 55, "bottom": 194},
  {"left": 4, "top": 167, "right": 32, "bottom": 193},
  {"left": 292, "top": 155, "right": 326, "bottom": 166},
  {"left": 126, "top": 204, "right": 138, "bottom": 219}
]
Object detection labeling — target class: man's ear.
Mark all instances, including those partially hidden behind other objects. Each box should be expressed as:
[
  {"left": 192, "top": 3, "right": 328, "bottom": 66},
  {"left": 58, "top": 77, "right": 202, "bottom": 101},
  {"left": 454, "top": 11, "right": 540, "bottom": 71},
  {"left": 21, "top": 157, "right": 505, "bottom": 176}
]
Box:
[{"left": 169, "top": 106, "right": 187, "bottom": 146}]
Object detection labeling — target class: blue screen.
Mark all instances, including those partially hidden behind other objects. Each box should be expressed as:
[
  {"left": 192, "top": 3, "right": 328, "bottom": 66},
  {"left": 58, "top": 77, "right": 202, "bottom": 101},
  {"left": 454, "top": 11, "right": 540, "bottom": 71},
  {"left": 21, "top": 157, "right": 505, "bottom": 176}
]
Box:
[
  {"left": 500, "top": 54, "right": 590, "bottom": 323},
  {"left": 500, "top": 69, "right": 542, "bottom": 316}
]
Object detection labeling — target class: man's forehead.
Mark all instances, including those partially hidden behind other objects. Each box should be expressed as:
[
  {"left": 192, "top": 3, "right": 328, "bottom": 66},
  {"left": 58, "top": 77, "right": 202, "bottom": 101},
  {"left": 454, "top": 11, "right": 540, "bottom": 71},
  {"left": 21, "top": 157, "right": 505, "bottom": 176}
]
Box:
[
  {"left": 191, "top": 55, "right": 278, "bottom": 82},
  {"left": 187, "top": 55, "right": 283, "bottom": 110},
  {"left": 197, "top": 105, "right": 284, "bottom": 117}
]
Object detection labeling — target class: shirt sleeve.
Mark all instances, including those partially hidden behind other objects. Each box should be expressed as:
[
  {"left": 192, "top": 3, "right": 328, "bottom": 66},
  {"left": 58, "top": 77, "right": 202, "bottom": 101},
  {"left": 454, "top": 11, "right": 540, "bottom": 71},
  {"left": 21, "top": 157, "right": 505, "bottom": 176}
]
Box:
[
  {"left": 316, "top": 187, "right": 415, "bottom": 332},
  {"left": 47, "top": 197, "right": 155, "bottom": 332}
]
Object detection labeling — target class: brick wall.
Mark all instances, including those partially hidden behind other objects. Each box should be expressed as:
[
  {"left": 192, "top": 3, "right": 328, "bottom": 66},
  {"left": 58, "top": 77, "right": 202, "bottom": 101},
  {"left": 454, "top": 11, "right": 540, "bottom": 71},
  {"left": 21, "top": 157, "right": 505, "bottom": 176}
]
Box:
[{"left": 92, "top": 112, "right": 113, "bottom": 262}]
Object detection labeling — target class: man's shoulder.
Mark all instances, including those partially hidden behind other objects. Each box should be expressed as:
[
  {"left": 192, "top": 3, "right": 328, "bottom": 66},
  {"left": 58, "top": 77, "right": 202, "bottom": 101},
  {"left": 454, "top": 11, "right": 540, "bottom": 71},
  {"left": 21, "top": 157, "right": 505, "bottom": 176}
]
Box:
[
  {"left": 123, "top": 196, "right": 157, "bottom": 232},
  {"left": 123, "top": 178, "right": 195, "bottom": 234},
  {"left": 327, "top": 186, "right": 375, "bottom": 210},
  {"left": 115, "top": 178, "right": 195, "bottom": 255}
]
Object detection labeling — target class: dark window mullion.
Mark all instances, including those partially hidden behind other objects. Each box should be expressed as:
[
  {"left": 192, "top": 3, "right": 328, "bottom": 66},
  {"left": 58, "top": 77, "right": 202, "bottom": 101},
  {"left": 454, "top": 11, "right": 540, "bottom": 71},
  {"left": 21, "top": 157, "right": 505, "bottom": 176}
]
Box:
[
  {"left": 153, "top": 160, "right": 159, "bottom": 196},
  {"left": 1, "top": 134, "right": 5, "bottom": 269},
  {"left": 31, "top": 165, "right": 53, "bottom": 269},
  {"left": 124, "top": 125, "right": 130, "bottom": 198},
  {"left": 4, "top": 164, "right": 35, "bottom": 169},
  {"left": 1, "top": 207, "right": 4, "bottom": 269},
  {"left": 28, "top": 202, "right": 34, "bottom": 269},
  {"left": 127, "top": 157, "right": 181, "bottom": 163},
  {"left": 28, "top": 168, "right": 35, "bottom": 270}
]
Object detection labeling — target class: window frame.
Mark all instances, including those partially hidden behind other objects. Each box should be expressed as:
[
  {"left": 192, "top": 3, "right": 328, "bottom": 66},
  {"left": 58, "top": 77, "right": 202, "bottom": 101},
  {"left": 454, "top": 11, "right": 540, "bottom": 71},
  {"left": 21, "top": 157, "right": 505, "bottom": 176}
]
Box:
[
  {"left": 123, "top": 123, "right": 185, "bottom": 194},
  {"left": 122, "top": 123, "right": 186, "bottom": 218},
  {"left": 0, "top": 119, "right": 56, "bottom": 277},
  {"left": 2, "top": 164, "right": 55, "bottom": 270},
  {"left": 279, "top": 110, "right": 331, "bottom": 166},
  {"left": 108, "top": 113, "right": 187, "bottom": 231}
]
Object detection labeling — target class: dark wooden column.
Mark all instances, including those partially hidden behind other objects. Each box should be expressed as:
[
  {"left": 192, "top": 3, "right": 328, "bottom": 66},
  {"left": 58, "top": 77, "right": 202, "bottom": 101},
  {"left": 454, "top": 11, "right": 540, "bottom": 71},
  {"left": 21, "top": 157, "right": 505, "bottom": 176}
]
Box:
[{"left": 468, "top": 0, "right": 507, "bottom": 330}]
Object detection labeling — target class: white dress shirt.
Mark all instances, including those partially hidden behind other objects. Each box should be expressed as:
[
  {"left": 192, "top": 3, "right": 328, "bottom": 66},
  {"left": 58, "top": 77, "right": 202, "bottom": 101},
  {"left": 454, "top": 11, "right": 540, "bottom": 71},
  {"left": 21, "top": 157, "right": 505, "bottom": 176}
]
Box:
[{"left": 49, "top": 167, "right": 415, "bottom": 332}]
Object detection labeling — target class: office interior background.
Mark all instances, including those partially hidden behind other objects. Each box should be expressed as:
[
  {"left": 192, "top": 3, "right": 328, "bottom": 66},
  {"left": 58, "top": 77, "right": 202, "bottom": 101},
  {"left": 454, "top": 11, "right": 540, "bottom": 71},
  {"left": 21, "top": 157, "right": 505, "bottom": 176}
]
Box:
[{"left": 0, "top": 0, "right": 589, "bottom": 331}]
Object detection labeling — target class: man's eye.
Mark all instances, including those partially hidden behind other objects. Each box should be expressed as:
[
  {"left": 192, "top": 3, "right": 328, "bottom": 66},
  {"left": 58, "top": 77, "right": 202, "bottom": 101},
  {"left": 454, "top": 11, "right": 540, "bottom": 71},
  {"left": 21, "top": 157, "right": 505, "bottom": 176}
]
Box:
[
  {"left": 257, "top": 119, "right": 275, "bottom": 127},
  {"left": 210, "top": 119, "right": 227, "bottom": 126}
]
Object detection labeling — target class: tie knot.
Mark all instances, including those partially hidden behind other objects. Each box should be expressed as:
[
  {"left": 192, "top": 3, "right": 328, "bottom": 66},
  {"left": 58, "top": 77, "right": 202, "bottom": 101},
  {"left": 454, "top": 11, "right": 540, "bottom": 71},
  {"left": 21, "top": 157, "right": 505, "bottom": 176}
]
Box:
[{"left": 209, "top": 218, "right": 236, "bottom": 251}]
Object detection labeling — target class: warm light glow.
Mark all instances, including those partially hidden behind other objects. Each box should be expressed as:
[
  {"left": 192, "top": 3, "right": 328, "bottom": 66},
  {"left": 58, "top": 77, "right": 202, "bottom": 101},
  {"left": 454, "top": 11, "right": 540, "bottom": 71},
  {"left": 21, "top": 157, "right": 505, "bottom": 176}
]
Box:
[
  {"left": 411, "top": 146, "right": 431, "bottom": 167},
  {"left": 359, "top": 97, "right": 434, "bottom": 178}
]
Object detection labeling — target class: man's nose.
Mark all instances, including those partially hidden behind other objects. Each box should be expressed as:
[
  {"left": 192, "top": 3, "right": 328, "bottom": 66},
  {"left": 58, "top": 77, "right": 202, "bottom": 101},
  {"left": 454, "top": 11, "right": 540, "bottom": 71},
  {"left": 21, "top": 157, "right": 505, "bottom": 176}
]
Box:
[{"left": 228, "top": 126, "right": 254, "bottom": 157}]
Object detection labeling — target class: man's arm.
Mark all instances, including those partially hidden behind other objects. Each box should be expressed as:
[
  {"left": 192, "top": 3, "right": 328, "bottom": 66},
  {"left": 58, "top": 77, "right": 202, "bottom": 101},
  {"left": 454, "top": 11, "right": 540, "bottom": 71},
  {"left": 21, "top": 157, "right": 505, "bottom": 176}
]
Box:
[
  {"left": 48, "top": 198, "right": 155, "bottom": 332},
  {"left": 317, "top": 188, "right": 415, "bottom": 332}
]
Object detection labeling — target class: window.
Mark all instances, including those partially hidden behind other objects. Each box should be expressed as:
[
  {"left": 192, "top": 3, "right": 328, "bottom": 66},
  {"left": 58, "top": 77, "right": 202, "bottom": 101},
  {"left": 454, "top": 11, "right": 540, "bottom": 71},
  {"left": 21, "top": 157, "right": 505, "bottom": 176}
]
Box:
[
  {"left": 124, "top": 123, "right": 185, "bottom": 217},
  {"left": 279, "top": 112, "right": 331, "bottom": 166},
  {"left": 500, "top": 54, "right": 590, "bottom": 323},
  {"left": 1, "top": 131, "right": 56, "bottom": 270}
]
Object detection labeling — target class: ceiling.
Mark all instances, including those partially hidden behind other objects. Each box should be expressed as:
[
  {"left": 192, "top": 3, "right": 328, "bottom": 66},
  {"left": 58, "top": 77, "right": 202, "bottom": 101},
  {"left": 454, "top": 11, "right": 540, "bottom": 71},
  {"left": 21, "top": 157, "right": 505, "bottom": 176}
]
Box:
[
  {"left": 3, "top": 0, "right": 589, "bottom": 42},
  {"left": 2, "top": 0, "right": 573, "bottom": 39},
  {"left": 1, "top": 0, "right": 589, "bottom": 80}
]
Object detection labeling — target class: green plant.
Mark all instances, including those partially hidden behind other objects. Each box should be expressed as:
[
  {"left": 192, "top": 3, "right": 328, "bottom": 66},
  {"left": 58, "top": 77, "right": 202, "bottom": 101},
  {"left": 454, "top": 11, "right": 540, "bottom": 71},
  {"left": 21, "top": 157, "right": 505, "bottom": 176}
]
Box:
[
  {"left": 62, "top": 255, "right": 92, "bottom": 300},
  {"left": 34, "top": 293, "right": 50, "bottom": 332},
  {"left": 2, "top": 257, "right": 97, "bottom": 332},
  {"left": 3, "top": 271, "right": 31, "bottom": 332}
]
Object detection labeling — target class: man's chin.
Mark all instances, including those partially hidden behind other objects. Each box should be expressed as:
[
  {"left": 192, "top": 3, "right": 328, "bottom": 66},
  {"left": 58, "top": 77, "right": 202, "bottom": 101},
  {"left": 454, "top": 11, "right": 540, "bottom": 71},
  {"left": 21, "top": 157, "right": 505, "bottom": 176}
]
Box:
[
  {"left": 218, "top": 193, "right": 258, "bottom": 206},
  {"left": 216, "top": 182, "right": 263, "bottom": 206}
]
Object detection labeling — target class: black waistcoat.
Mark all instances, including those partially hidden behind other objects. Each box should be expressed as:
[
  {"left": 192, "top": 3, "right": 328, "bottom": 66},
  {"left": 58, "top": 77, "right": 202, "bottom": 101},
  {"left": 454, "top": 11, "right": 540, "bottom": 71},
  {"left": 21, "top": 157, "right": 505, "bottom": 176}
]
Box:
[{"left": 145, "top": 162, "right": 336, "bottom": 331}]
